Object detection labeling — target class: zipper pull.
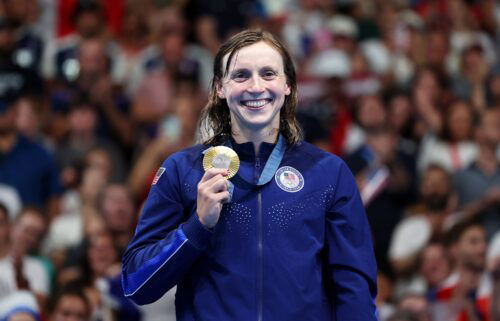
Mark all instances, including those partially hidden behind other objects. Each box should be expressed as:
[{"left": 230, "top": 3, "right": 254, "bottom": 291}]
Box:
[
  {"left": 254, "top": 157, "right": 261, "bottom": 183},
  {"left": 255, "top": 157, "right": 261, "bottom": 169}
]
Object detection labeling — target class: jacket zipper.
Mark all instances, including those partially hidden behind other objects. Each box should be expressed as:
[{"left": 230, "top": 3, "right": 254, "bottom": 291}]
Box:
[
  {"left": 257, "top": 190, "right": 263, "bottom": 321},
  {"left": 255, "top": 157, "right": 263, "bottom": 321}
]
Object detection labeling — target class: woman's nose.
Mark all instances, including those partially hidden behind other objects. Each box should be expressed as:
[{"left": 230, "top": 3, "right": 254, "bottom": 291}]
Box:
[{"left": 247, "top": 75, "right": 264, "bottom": 93}]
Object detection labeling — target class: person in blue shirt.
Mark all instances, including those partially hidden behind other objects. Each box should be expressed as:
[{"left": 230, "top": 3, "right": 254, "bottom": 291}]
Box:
[
  {"left": 122, "top": 29, "right": 378, "bottom": 320},
  {"left": 0, "top": 97, "right": 62, "bottom": 218}
]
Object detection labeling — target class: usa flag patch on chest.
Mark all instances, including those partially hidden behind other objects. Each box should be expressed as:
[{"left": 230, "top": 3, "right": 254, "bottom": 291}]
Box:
[
  {"left": 275, "top": 166, "right": 304, "bottom": 192},
  {"left": 152, "top": 167, "right": 166, "bottom": 185}
]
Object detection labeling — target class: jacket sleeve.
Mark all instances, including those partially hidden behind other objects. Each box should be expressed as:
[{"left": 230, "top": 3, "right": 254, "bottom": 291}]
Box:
[
  {"left": 325, "top": 160, "right": 379, "bottom": 321},
  {"left": 121, "top": 155, "right": 211, "bottom": 305}
]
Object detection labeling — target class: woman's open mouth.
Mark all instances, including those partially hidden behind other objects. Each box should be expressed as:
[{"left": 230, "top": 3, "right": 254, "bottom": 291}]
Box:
[{"left": 240, "top": 99, "right": 272, "bottom": 109}]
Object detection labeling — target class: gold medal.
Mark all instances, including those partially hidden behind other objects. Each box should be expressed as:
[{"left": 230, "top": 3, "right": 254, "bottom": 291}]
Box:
[{"left": 203, "top": 146, "right": 240, "bottom": 179}]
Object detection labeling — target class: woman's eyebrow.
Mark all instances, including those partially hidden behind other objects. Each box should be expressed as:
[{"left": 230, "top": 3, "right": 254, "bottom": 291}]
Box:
[
  {"left": 230, "top": 67, "right": 250, "bottom": 73},
  {"left": 260, "top": 65, "right": 278, "bottom": 70}
]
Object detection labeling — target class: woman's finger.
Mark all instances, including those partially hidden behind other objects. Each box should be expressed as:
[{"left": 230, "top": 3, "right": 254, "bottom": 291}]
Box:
[
  {"left": 199, "top": 168, "right": 228, "bottom": 184},
  {"left": 206, "top": 175, "right": 228, "bottom": 193}
]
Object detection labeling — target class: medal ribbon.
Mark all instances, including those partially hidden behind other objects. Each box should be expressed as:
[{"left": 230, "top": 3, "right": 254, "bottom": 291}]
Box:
[
  {"left": 203, "top": 134, "right": 286, "bottom": 201},
  {"left": 225, "top": 133, "right": 286, "bottom": 187}
]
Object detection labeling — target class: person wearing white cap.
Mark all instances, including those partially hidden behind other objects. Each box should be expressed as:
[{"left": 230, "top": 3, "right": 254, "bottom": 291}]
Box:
[
  {"left": 0, "top": 291, "right": 39, "bottom": 321},
  {"left": 327, "top": 14, "right": 358, "bottom": 55}
]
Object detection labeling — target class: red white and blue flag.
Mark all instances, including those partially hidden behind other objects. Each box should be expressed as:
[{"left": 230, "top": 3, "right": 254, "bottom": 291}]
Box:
[{"left": 152, "top": 167, "right": 166, "bottom": 185}]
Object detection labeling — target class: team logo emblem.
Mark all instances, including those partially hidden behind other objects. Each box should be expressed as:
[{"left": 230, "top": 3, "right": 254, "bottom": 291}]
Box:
[
  {"left": 275, "top": 166, "right": 304, "bottom": 192},
  {"left": 152, "top": 167, "right": 166, "bottom": 185}
]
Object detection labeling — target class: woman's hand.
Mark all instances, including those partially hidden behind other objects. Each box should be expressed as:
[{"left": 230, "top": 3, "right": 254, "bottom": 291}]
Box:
[{"left": 196, "top": 168, "right": 230, "bottom": 228}]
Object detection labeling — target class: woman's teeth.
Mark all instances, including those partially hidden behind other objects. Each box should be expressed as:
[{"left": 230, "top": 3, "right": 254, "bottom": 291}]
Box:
[{"left": 241, "top": 99, "right": 270, "bottom": 108}]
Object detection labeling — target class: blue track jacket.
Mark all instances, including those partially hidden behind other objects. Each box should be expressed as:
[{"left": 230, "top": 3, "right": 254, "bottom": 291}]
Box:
[{"left": 122, "top": 140, "right": 379, "bottom": 320}]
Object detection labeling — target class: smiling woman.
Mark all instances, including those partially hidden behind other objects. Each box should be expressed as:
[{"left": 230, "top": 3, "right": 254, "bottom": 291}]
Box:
[
  {"left": 216, "top": 41, "right": 291, "bottom": 146},
  {"left": 200, "top": 30, "right": 301, "bottom": 147},
  {"left": 122, "top": 29, "right": 379, "bottom": 321}
]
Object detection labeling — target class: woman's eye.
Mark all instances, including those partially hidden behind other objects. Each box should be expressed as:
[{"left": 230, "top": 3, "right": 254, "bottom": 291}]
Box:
[
  {"left": 232, "top": 72, "right": 248, "bottom": 82},
  {"left": 262, "top": 70, "right": 277, "bottom": 79}
]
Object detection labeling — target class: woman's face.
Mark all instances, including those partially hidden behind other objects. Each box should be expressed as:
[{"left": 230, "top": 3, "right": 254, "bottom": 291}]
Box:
[
  {"left": 389, "top": 95, "right": 412, "bottom": 133},
  {"left": 88, "top": 233, "right": 117, "bottom": 276},
  {"left": 101, "top": 185, "right": 134, "bottom": 233},
  {"left": 447, "top": 102, "right": 472, "bottom": 142},
  {"left": 357, "top": 95, "right": 386, "bottom": 128},
  {"left": 51, "top": 295, "right": 89, "bottom": 321},
  {"left": 415, "top": 70, "right": 440, "bottom": 101},
  {"left": 217, "top": 41, "right": 290, "bottom": 136},
  {"left": 420, "top": 244, "right": 450, "bottom": 287}
]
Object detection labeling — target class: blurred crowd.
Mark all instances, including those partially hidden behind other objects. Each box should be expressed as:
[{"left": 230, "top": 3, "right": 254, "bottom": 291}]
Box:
[{"left": 0, "top": 0, "right": 500, "bottom": 320}]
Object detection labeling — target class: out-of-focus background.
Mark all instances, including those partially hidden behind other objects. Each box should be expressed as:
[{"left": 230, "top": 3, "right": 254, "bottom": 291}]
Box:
[{"left": 0, "top": 0, "right": 500, "bottom": 320}]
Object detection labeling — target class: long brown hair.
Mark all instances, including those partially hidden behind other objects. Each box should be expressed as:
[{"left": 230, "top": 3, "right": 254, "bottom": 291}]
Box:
[{"left": 199, "top": 29, "right": 301, "bottom": 145}]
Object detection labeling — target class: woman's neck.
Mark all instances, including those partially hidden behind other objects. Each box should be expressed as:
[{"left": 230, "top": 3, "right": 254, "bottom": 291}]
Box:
[{"left": 231, "top": 127, "right": 279, "bottom": 154}]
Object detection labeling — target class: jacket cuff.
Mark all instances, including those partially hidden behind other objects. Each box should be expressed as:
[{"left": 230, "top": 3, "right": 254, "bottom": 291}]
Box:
[{"left": 181, "top": 213, "right": 213, "bottom": 250}]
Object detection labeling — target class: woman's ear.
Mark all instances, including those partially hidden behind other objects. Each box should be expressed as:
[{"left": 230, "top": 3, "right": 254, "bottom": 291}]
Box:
[{"left": 216, "top": 80, "right": 225, "bottom": 99}]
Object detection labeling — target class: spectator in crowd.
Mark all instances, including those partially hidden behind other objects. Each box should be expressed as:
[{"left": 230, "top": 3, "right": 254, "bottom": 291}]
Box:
[
  {"left": 421, "top": 242, "right": 453, "bottom": 300},
  {"left": 358, "top": 102, "right": 417, "bottom": 205},
  {"left": 131, "top": 6, "right": 209, "bottom": 150},
  {"left": 2, "top": 0, "right": 44, "bottom": 73},
  {"left": 418, "top": 99, "right": 477, "bottom": 173},
  {"left": 386, "top": 89, "right": 418, "bottom": 157},
  {"left": 411, "top": 67, "right": 451, "bottom": 141},
  {"left": 389, "top": 165, "right": 456, "bottom": 277},
  {"left": 0, "top": 207, "right": 49, "bottom": 307},
  {"left": 328, "top": 14, "right": 359, "bottom": 56},
  {"left": 55, "top": 97, "right": 127, "bottom": 185},
  {"left": 430, "top": 221, "right": 489, "bottom": 321},
  {"left": 423, "top": 28, "right": 450, "bottom": 77},
  {"left": 280, "top": 0, "right": 331, "bottom": 61},
  {"left": 44, "top": 0, "right": 113, "bottom": 82},
  {"left": 0, "top": 290, "right": 40, "bottom": 321},
  {"left": 58, "top": 230, "right": 174, "bottom": 321},
  {"left": 454, "top": 107, "right": 500, "bottom": 239},
  {"left": 378, "top": 3, "right": 422, "bottom": 87},
  {"left": 96, "top": 184, "right": 136, "bottom": 254},
  {"left": 0, "top": 13, "right": 44, "bottom": 105},
  {"left": 50, "top": 37, "right": 133, "bottom": 150},
  {"left": 188, "top": 0, "right": 260, "bottom": 55},
  {"left": 296, "top": 63, "right": 350, "bottom": 154},
  {"left": 48, "top": 285, "right": 91, "bottom": 321},
  {"left": 43, "top": 147, "right": 114, "bottom": 269},
  {"left": 446, "top": 0, "right": 497, "bottom": 78},
  {"left": 346, "top": 124, "right": 415, "bottom": 276},
  {"left": 344, "top": 94, "right": 387, "bottom": 155},
  {"left": 344, "top": 46, "right": 382, "bottom": 100},
  {"left": 113, "top": 3, "right": 155, "bottom": 95},
  {"left": 128, "top": 78, "right": 204, "bottom": 200},
  {"left": 452, "top": 43, "right": 490, "bottom": 113},
  {"left": 141, "top": 6, "right": 213, "bottom": 92},
  {"left": 14, "top": 95, "right": 48, "bottom": 145},
  {"left": 0, "top": 97, "right": 62, "bottom": 218}
]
